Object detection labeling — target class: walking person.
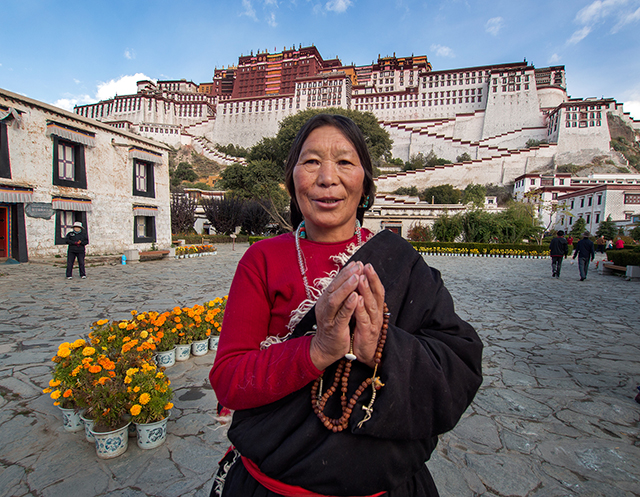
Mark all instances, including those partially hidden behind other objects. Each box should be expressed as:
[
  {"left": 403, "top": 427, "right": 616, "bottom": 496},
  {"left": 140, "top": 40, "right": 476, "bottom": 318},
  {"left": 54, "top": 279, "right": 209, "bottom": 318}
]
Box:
[
  {"left": 549, "top": 230, "right": 569, "bottom": 278},
  {"left": 595, "top": 235, "right": 605, "bottom": 254},
  {"left": 573, "top": 231, "right": 595, "bottom": 281},
  {"left": 65, "top": 221, "right": 88, "bottom": 279}
]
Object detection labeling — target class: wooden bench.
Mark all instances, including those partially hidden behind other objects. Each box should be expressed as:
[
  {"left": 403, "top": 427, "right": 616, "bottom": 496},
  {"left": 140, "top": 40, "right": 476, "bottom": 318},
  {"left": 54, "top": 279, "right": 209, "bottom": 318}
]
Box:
[
  {"left": 601, "top": 262, "right": 626, "bottom": 273},
  {"left": 139, "top": 250, "right": 170, "bottom": 261}
]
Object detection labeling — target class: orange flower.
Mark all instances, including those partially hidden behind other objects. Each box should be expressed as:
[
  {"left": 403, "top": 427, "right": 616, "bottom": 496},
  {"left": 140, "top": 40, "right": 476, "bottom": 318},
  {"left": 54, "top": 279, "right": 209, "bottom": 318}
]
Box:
[
  {"left": 97, "top": 377, "right": 110, "bottom": 385},
  {"left": 164, "top": 402, "right": 173, "bottom": 410},
  {"left": 139, "top": 393, "right": 151, "bottom": 405},
  {"left": 82, "top": 347, "right": 96, "bottom": 356},
  {"left": 130, "top": 404, "right": 142, "bottom": 416},
  {"left": 88, "top": 365, "right": 102, "bottom": 374},
  {"left": 62, "top": 389, "right": 73, "bottom": 398}
]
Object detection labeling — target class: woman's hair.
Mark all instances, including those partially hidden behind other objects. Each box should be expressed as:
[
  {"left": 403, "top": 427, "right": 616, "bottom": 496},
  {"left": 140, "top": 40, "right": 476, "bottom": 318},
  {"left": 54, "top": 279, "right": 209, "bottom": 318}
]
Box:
[{"left": 284, "top": 114, "right": 375, "bottom": 229}]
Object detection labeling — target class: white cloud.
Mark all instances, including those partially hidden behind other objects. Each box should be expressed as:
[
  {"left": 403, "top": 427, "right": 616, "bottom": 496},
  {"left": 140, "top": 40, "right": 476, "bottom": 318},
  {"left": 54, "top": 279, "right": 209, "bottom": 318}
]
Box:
[
  {"left": 124, "top": 48, "right": 136, "bottom": 60},
  {"left": 548, "top": 53, "right": 561, "bottom": 64},
  {"left": 73, "top": 78, "right": 81, "bottom": 84},
  {"left": 267, "top": 12, "right": 277, "bottom": 26},
  {"left": 325, "top": 0, "right": 352, "bottom": 13},
  {"left": 241, "top": 0, "right": 258, "bottom": 20},
  {"left": 96, "top": 73, "right": 154, "bottom": 100},
  {"left": 485, "top": 17, "right": 504, "bottom": 36},
  {"left": 430, "top": 44, "right": 455, "bottom": 58},
  {"left": 53, "top": 95, "right": 93, "bottom": 112},
  {"left": 624, "top": 101, "right": 640, "bottom": 120},
  {"left": 613, "top": 5, "right": 640, "bottom": 31},
  {"left": 567, "top": 25, "right": 592, "bottom": 44},
  {"left": 575, "top": 0, "right": 625, "bottom": 25}
]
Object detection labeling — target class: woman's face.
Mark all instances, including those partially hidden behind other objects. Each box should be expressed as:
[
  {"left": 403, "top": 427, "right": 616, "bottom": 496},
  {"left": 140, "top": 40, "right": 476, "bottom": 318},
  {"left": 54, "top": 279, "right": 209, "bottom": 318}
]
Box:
[{"left": 293, "top": 126, "right": 365, "bottom": 242}]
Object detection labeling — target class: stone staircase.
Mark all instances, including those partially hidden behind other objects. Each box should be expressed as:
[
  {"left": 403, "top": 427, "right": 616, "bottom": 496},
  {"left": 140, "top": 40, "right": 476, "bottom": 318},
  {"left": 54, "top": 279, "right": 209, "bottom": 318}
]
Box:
[{"left": 190, "top": 136, "right": 247, "bottom": 166}]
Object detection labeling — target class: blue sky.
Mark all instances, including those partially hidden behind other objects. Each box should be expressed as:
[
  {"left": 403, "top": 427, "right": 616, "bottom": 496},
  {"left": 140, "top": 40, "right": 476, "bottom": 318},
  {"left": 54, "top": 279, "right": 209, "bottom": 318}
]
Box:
[{"left": 2, "top": 0, "right": 639, "bottom": 119}]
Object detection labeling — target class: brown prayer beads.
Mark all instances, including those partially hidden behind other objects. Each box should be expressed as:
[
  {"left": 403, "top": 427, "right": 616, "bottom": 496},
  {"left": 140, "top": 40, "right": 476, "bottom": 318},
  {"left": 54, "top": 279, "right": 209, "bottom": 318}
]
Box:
[{"left": 311, "top": 303, "right": 389, "bottom": 432}]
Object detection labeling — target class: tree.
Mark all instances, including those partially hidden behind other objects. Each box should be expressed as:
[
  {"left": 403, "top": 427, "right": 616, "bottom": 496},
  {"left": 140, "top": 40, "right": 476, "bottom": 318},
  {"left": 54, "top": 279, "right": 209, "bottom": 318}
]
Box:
[
  {"left": 456, "top": 152, "right": 471, "bottom": 162},
  {"left": 432, "top": 211, "right": 463, "bottom": 242},
  {"left": 393, "top": 186, "right": 419, "bottom": 196},
  {"left": 241, "top": 200, "right": 272, "bottom": 235},
  {"left": 495, "top": 203, "right": 540, "bottom": 243},
  {"left": 403, "top": 153, "right": 426, "bottom": 171},
  {"left": 420, "top": 184, "right": 462, "bottom": 204},
  {"left": 596, "top": 215, "right": 617, "bottom": 240},
  {"left": 407, "top": 223, "right": 432, "bottom": 242},
  {"left": 461, "top": 210, "right": 500, "bottom": 243},
  {"left": 170, "top": 195, "right": 197, "bottom": 234},
  {"left": 171, "top": 162, "right": 198, "bottom": 187},
  {"left": 570, "top": 217, "right": 587, "bottom": 237},
  {"left": 202, "top": 196, "right": 244, "bottom": 235},
  {"left": 630, "top": 225, "right": 640, "bottom": 241},
  {"left": 461, "top": 183, "right": 487, "bottom": 208}
]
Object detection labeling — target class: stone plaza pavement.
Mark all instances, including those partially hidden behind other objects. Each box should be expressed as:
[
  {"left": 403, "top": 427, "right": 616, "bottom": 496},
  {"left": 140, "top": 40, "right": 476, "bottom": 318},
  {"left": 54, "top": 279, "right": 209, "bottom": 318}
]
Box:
[{"left": 0, "top": 243, "right": 639, "bottom": 497}]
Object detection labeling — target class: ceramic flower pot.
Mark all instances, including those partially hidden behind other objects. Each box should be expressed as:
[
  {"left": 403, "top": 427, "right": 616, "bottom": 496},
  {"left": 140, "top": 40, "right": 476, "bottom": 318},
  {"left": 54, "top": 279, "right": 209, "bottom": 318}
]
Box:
[
  {"left": 155, "top": 347, "right": 176, "bottom": 368},
  {"left": 191, "top": 339, "right": 209, "bottom": 356},
  {"left": 209, "top": 335, "right": 220, "bottom": 350},
  {"left": 80, "top": 411, "right": 95, "bottom": 443},
  {"left": 58, "top": 406, "right": 84, "bottom": 432},
  {"left": 136, "top": 415, "right": 169, "bottom": 449},
  {"left": 91, "top": 423, "right": 130, "bottom": 459},
  {"left": 175, "top": 343, "right": 191, "bottom": 361}
]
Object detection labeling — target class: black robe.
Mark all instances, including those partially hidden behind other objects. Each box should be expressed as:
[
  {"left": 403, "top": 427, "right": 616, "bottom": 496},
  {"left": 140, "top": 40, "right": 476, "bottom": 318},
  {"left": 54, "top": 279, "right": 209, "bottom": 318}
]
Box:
[{"left": 215, "top": 230, "right": 483, "bottom": 497}]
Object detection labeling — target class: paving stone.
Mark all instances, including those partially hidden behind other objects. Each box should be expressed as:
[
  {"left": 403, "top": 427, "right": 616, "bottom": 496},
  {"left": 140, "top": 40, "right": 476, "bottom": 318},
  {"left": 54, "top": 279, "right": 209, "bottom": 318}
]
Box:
[{"left": 1, "top": 247, "right": 639, "bottom": 496}]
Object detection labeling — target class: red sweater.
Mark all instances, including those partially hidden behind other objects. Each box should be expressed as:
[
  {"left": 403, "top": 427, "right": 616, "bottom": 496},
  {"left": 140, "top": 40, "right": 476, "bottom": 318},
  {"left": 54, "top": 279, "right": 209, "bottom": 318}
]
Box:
[{"left": 210, "top": 231, "right": 369, "bottom": 410}]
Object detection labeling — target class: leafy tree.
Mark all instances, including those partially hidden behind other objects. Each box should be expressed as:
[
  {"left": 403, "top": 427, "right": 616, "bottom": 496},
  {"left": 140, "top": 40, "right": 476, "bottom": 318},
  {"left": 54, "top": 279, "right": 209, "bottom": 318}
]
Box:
[
  {"left": 241, "top": 200, "right": 272, "bottom": 235},
  {"left": 630, "top": 225, "right": 640, "bottom": 241},
  {"left": 596, "top": 215, "right": 617, "bottom": 240},
  {"left": 485, "top": 183, "right": 513, "bottom": 206},
  {"left": 570, "top": 217, "right": 587, "bottom": 237},
  {"left": 170, "top": 195, "right": 197, "bottom": 234},
  {"left": 461, "top": 210, "right": 500, "bottom": 243},
  {"left": 461, "top": 183, "right": 487, "bottom": 208},
  {"left": 388, "top": 158, "right": 404, "bottom": 166},
  {"left": 456, "top": 152, "right": 471, "bottom": 162},
  {"left": 407, "top": 223, "right": 433, "bottom": 242},
  {"left": 393, "top": 186, "right": 419, "bottom": 196},
  {"left": 420, "top": 184, "right": 462, "bottom": 204},
  {"left": 403, "top": 153, "right": 426, "bottom": 171},
  {"left": 215, "top": 143, "right": 249, "bottom": 158},
  {"left": 202, "top": 196, "right": 244, "bottom": 235},
  {"left": 432, "top": 211, "right": 463, "bottom": 242},
  {"left": 171, "top": 162, "right": 198, "bottom": 187},
  {"left": 495, "top": 203, "right": 540, "bottom": 243}
]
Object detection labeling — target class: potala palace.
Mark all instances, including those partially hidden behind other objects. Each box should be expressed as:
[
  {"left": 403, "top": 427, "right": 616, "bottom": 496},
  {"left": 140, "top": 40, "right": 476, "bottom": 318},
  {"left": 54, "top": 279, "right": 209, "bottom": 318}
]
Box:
[{"left": 74, "top": 45, "right": 639, "bottom": 188}]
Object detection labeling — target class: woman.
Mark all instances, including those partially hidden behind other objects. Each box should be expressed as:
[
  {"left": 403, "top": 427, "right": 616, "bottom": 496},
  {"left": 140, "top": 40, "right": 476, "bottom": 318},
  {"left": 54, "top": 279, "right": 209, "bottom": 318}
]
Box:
[{"left": 209, "top": 114, "right": 483, "bottom": 497}]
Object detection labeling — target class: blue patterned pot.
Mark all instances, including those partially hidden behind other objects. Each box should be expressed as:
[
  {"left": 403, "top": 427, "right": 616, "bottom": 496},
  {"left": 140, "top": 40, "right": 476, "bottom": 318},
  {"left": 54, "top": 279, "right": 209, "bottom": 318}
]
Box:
[
  {"left": 175, "top": 343, "right": 191, "bottom": 361},
  {"left": 58, "top": 406, "right": 83, "bottom": 432},
  {"left": 80, "top": 412, "right": 95, "bottom": 443},
  {"left": 136, "top": 416, "right": 169, "bottom": 449},
  {"left": 91, "top": 423, "right": 130, "bottom": 459},
  {"left": 191, "top": 339, "right": 209, "bottom": 356},
  {"left": 155, "top": 347, "right": 176, "bottom": 368},
  {"left": 209, "top": 335, "right": 220, "bottom": 350}
]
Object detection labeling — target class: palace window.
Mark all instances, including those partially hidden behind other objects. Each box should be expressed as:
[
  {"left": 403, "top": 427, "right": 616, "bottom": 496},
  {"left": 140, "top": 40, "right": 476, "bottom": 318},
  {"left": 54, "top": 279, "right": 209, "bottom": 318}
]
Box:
[
  {"left": 1, "top": 123, "right": 11, "bottom": 179},
  {"left": 55, "top": 210, "right": 87, "bottom": 245},
  {"left": 52, "top": 137, "right": 87, "bottom": 189},
  {"left": 133, "top": 160, "right": 155, "bottom": 198},
  {"left": 134, "top": 216, "right": 156, "bottom": 243}
]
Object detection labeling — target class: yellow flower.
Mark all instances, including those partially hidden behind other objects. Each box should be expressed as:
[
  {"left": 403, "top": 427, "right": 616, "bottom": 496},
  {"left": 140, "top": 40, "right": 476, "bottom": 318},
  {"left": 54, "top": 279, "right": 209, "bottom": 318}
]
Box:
[
  {"left": 82, "top": 347, "right": 96, "bottom": 356},
  {"left": 126, "top": 368, "right": 139, "bottom": 377},
  {"left": 124, "top": 376, "right": 132, "bottom": 384},
  {"left": 133, "top": 386, "right": 140, "bottom": 393},
  {"left": 118, "top": 322, "right": 127, "bottom": 329},
  {"left": 96, "top": 319, "right": 108, "bottom": 326},
  {"left": 49, "top": 379, "right": 61, "bottom": 387},
  {"left": 42, "top": 388, "right": 52, "bottom": 393},
  {"left": 140, "top": 330, "right": 149, "bottom": 339},
  {"left": 155, "top": 372, "right": 165, "bottom": 379},
  {"left": 57, "top": 347, "right": 71, "bottom": 358},
  {"left": 139, "top": 393, "right": 151, "bottom": 405},
  {"left": 130, "top": 404, "right": 142, "bottom": 416},
  {"left": 131, "top": 310, "right": 138, "bottom": 316},
  {"left": 50, "top": 390, "right": 61, "bottom": 399},
  {"left": 164, "top": 402, "right": 173, "bottom": 410},
  {"left": 72, "top": 339, "right": 86, "bottom": 349}
]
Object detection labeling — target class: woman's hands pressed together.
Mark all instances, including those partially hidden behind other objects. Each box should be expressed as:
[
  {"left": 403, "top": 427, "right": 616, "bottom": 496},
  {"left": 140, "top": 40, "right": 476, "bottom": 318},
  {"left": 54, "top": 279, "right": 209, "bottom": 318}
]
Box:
[{"left": 310, "top": 261, "right": 385, "bottom": 370}]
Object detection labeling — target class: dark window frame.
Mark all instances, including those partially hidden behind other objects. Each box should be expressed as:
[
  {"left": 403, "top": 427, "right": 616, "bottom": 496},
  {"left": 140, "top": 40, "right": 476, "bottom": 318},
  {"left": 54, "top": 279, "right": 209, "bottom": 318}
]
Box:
[
  {"left": 133, "top": 215, "right": 156, "bottom": 243},
  {"left": 132, "top": 160, "right": 155, "bottom": 198},
  {"left": 55, "top": 210, "right": 88, "bottom": 245},
  {"left": 52, "top": 136, "right": 87, "bottom": 189},
  {"left": 0, "top": 123, "right": 11, "bottom": 179}
]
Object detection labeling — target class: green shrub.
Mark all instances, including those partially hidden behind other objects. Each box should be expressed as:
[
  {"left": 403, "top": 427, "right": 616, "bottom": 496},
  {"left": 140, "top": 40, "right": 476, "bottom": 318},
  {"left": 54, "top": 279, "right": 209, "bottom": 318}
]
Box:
[{"left": 606, "top": 249, "right": 640, "bottom": 266}]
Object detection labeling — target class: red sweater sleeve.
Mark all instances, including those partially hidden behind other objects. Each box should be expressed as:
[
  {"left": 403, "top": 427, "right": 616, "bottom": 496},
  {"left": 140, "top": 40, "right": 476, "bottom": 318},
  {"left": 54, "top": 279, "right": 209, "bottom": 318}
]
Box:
[{"left": 210, "top": 240, "right": 323, "bottom": 410}]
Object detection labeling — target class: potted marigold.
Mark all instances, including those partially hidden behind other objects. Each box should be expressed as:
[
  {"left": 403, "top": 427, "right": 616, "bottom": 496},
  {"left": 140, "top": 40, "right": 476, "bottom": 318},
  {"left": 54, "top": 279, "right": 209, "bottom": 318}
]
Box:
[
  {"left": 184, "top": 304, "right": 211, "bottom": 356},
  {"left": 43, "top": 339, "right": 89, "bottom": 432},
  {"left": 126, "top": 361, "right": 174, "bottom": 449},
  {"left": 205, "top": 296, "right": 227, "bottom": 350},
  {"left": 170, "top": 307, "right": 192, "bottom": 361}
]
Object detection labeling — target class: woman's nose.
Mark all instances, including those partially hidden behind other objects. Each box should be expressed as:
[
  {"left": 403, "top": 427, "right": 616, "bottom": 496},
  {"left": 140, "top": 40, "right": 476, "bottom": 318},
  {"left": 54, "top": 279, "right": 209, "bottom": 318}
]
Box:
[{"left": 316, "top": 161, "right": 338, "bottom": 186}]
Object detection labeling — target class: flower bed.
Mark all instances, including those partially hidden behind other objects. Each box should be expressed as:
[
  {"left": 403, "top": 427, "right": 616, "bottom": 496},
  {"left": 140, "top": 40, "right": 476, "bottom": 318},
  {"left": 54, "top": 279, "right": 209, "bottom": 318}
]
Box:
[
  {"left": 175, "top": 245, "right": 217, "bottom": 258},
  {"left": 412, "top": 242, "right": 549, "bottom": 258},
  {"left": 43, "top": 296, "right": 227, "bottom": 456}
]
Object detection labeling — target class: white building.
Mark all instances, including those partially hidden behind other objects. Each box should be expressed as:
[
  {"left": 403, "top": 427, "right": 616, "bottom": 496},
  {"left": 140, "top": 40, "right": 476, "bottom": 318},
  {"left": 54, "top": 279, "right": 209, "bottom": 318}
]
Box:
[
  {"left": 556, "top": 183, "right": 640, "bottom": 235},
  {"left": 0, "top": 87, "right": 171, "bottom": 261}
]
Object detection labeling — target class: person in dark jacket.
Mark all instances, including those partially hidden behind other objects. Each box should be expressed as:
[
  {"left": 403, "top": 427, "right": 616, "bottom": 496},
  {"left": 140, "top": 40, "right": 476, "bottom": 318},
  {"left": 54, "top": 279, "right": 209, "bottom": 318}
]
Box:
[
  {"left": 549, "top": 230, "right": 569, "bottom": 278},
  {"left": 573, "top": 231, "right": 595, "bottom": 281},
  {"left": 65, "top": 221, "right": 88, "bottom": 279}
]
